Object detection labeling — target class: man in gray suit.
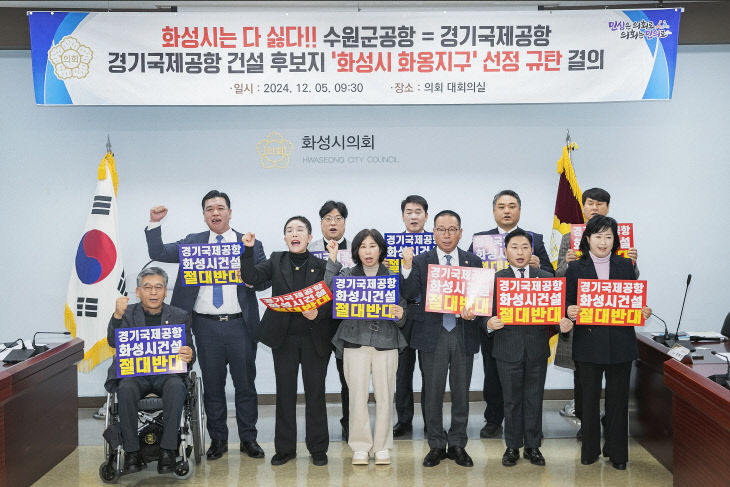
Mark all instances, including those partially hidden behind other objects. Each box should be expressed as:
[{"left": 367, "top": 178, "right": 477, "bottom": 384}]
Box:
[
  {"left": 487, "top": 229, "right": 573, "bottom": 467},
  {"left": 401, "top": 210, "right": 485, "bottom": 468},
  {"left": 307, "top": 199, "right": 351, "bottom": 440},
  {"left": 308, "top": 200, "right": 350, "bottom": 252}
]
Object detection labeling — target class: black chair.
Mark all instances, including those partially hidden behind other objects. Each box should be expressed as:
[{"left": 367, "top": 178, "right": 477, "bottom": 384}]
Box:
[{"left": 722, "top": 312, "right": 730, "bottom": 339}]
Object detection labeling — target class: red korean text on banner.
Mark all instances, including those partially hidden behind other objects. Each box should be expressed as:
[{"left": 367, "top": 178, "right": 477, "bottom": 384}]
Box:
[
  {"left": 425, "top": 264, "right": 495, "bottom": 316},
  {"left": 570, "top": 223, "right": 634, "bottom": 259},
  {"left": 496, "top": 278, "right": 566, "bottom": 325},
  {"left": 260, "top": 280, "right": 332, "bottom": 312},
  {"left": 576, "top": 278, "right": 647, "bottom": 326}
]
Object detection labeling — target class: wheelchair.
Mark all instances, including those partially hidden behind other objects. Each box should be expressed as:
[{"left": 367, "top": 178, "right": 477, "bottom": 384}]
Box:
[{"left": 99, "top": 371, "right": 205, "bottom": 483}]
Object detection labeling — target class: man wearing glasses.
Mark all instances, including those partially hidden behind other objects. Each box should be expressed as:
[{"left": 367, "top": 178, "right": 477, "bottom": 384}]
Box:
[
  {"left": 468, "top": 190, "right": 554, "bottom": 440},
  {"left": 401, "top": 210, "right": 484, "bottom": 468},
  {"left": 308, "top": 200, "right": 350, "bottom": 252},
  {"left": 308, "top": 200, "right": 351, "bottom": 440}
]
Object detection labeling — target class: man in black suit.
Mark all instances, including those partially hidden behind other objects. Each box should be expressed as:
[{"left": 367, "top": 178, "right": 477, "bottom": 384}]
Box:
[
  {"left": 468, "top": 189, "right": 554, "bottom": 439},
  {"left": 145, "top": 190, "right": 268, "bottom": 461},
  {"left": 393, "top": 194, "right": 429, "bottom": 437},
  {"left": 401, "top": 210, "right": 485, "bottom": 468},
  {"left": 486, "top": 229, "right": 574, "bottom": 467}
]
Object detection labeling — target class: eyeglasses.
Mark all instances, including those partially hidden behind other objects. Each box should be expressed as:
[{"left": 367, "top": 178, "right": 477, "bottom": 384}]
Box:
[
  {"left": 285, "top": 226, "right": 308, "bottom": 235},
  {"left": 322, "top": 216, "right": 344, "bottom": 224},
  {"left": 140, "top": 284, "right": 166, "bottom": 292},
  {"left": 434, "top": 227, "right": 460, "bottom": 236}
]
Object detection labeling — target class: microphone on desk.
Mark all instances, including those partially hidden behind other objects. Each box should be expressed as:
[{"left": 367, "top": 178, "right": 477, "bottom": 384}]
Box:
[
  {"left": 2, "top": 338, "right": 35, "bottom": 364},
  {"left": 31, "top": 331, "right": 72, "bottom": 355},
  {"left": 709, "top": 351, "right": 730, "bottom": 390},
  {"left": 653, "top": 273, "right": 695, "bottom": 352}
]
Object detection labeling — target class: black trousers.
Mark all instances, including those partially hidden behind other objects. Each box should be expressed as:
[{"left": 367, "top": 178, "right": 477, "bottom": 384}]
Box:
[
  {"left": 192, "top": 315, "right": 258, "bottom": 442},
  {"left": 496, "top": 357, "right": 547, "bottom": 449},
  {"left": 394, "top": 346, "right": 426, "bottom": 425},
  {"left": 117, "top": 374, "right": 186, "bottom": 452},
  {"left": 574, "top": 367, "right": 583, "bottom": 420},
  {"left": 273, "top": 335, "right": 330, "bottom": 455},
  {"left": 576, "top": 360, "right": 632, "bottom": 464},
  {"left": 480, "top": 330, "right": 504, "bottom": 425},
  {"left": 335, "top": 354, "right": 349, "bottom": 429}
]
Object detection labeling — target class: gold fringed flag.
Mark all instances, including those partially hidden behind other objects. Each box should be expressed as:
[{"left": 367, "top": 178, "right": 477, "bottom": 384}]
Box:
[
  {"left": 549, "top": 143, "right": 584, "bottom": 269},
  {"left": 64, "top": 151, "right": 126, "bottom": 372},
  {"left": 547, "top": 143, "right": 583, "bottom": 364}
]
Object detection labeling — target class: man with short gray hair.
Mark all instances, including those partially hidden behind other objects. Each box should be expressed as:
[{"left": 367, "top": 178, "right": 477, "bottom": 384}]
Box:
[{"left": 104, "top": 267, "right": 195, "bottom": 474}]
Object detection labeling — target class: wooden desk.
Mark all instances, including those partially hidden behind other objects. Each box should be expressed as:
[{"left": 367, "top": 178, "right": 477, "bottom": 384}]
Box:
[
  {"left": 0, "top": 338, "right": 84, "bottom": 487},
  {"left": 664, "top": 358, "right": 730, "bottom": 487},
  {"left": 630, "top": 333, "right": 730, "bottom": 474}
]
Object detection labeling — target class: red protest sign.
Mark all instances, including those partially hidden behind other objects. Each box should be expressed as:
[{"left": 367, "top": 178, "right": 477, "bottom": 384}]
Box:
[
  {"left": 576, "top": 279, "right": 647, "bottom": 326},
  {"left": 260, "top": 280, "right": 332, "bottom": 312},
  {"left": 496, "top": 278, "right": 566, "bottom": 325},
  {"left": 424, "top": 264, "right": 495, "bottom": 316}
]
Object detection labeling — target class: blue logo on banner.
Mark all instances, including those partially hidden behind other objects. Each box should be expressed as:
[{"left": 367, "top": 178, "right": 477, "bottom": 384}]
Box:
[{"left": 28, "top": 11, "right": 89, "bottom": 104}]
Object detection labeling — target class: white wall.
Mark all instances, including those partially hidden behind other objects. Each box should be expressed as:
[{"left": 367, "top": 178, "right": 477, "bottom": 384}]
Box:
[{"left": 1, "top": 44, "right": 728, "bottom": 396}]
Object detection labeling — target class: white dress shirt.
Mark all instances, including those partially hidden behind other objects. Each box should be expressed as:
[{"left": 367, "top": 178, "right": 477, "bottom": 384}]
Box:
[{"left": 147, "top": 222, "right": 242, "bottom": 315}]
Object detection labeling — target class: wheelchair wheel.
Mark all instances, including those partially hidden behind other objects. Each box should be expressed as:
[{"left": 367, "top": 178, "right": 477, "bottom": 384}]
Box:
[
  {"left": 190, "top": 373, "right": 205, "bottom": 464},
  {"left": 99, "top": 461, "right": 120, "bottom": 484},
  {"left": 173, "top": 457, "right": 195, "bottom": 480}
]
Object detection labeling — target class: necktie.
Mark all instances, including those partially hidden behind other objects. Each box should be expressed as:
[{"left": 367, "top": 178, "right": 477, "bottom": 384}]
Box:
[
  {"left": 213, "top": 235, "right": 224, "bottom": 309},
  {"left": 519, "top": 268, "right": 526, "bottom": 278},
  {"left": 443, "top": 255, "right": 456, "bottom": 331}
]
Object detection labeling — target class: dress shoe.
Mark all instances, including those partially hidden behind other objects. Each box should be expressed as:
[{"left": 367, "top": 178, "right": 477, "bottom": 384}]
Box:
[
  {"left": 612, "top": 461, "right": 627, "bottom": 470},
  {"left": 393, "top": 422, "right": 413, "bottom": 437},
  {"left": 123, "top": 450, "right": 145, "bottom": 474},
  {"left": 447, "top": 446, "right": 473, "bottom": 467},
  {"left": 206, "top": 439, "right": 228, "bottom": 460},
  {"left": 581, "top": 456, "right": 599, "bottom": 465},
  {"left": 480, "top": 422, "right": 503, "bottom": 438},
  {"left": 352, "top": 451, "right": 369, "bottom": 465},
  {"left": 311, "top": 452, "right": 328, "bottom": 466},
  {"left": 576, "top": 426, "right": 583, "bottom": 440},
  {"left": 502, "top": 448, "right": 519, "bottom": 467},
  {"left": 271, "top": 451, "right": 296, "bottom": 466},
  {"left": 374, "top": 450, "right": 391, "bottom": 465},
  {"left": 157, "top": 448, "right": 176, "bottom": 474},
  {"left": 240, "top": 441, "right": 265, "bottom": 458},
  {"left": 523, "top": 448, "right": 546, "bottom": 466},
  {"left": 422, "top": 448, "right": 447, "bottom": 467}
]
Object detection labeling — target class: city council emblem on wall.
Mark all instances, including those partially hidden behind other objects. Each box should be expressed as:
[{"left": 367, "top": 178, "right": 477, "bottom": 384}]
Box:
[
  {"left": 257, "top": 132, "right": 293, "bottom": 169},
  {"left": 48, "top": 36, "right": 93, "bottom": 80}
]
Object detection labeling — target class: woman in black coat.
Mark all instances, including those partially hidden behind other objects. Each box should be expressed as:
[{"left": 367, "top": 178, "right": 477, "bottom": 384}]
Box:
[
  {"left": 239, "top": 216, "right": 337, "bottom": 468},
  {"left": 562, "top": 215, "right": 652, "bottom": 470}
]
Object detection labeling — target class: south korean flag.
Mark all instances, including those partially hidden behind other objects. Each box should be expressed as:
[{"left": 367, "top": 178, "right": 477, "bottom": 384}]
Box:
[{"left": 64, "top": 151, "right": 126, "bottom": 372}]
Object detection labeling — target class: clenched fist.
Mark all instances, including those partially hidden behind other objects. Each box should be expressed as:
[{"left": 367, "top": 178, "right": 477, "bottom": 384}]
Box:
[
  {"left": 241, "top": 232, "right": 256, "bottom": 247},
  {"left": 114, "top": 296, "right": 129, "bottom": 319},
  {"left": 401, "top": 247, "right": 414, "bottom": 270},
  {"left": 150, "top": 206, "right": 168, "bottom": 222}
]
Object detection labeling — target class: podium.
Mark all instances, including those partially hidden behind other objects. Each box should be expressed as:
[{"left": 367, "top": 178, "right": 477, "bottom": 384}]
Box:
[
  {"left": 631, "top": 332, "right": 730, "bottom": 484},
  {"left": 0, "top": 338, "right": 84, "bottom": 487}
]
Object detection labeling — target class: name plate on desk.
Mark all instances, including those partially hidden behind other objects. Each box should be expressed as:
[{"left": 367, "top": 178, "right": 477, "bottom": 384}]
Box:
[{"left": 667, "top": 344, "right": 692, "bottom": 363}]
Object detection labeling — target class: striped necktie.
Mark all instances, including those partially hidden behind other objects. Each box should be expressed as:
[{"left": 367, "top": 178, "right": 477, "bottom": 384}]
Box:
[{"left": 442, "top": 254, "right": 456, "bottom": 331}]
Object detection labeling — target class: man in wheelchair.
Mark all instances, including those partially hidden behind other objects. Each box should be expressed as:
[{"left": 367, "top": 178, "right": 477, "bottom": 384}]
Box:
[{"left": 104, "top": 267, "right": 196, "bottom": 474}]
